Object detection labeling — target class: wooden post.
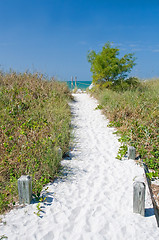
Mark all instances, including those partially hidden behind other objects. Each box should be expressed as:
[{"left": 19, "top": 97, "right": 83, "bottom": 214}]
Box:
[
  {"left": 54, "top": 146, "right": 62, "bottom": 160},
  {"left": 133, "top": 181, "right": 145, "bottom": 216},
  {"left": 128, "top": 146, "right": 136, "bottom": 160},
  {"left": 71, "top": 76, "right": 73, "bottom": 89},
  {"left": 57, "top": 147, "right": 62, "bottom": 160},
  {"left": 18, "top": 175, "right": 32, "bottom": 204},
  {"left": 75, "top": 76, "right": 77, "bottom": 88}
]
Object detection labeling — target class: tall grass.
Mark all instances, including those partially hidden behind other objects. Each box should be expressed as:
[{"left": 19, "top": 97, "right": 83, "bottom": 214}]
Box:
[
  {"left": 0, "top": 72, "right": 72, "bottom": 213},
  {"left": 92, "top": 79, "right": 159, "bottom": 172}
]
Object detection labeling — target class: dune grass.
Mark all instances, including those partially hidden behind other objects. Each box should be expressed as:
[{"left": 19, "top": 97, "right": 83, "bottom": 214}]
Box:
[
  {"left": 0, "top": 72, "right": 72, "bottom": 214},
  {"left": 92, "top": 79, "right": 159, "bottom": 174}
]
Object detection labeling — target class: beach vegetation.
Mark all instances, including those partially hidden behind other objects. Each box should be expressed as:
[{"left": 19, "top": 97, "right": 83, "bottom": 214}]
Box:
[
  {"left": 90, "top": 78, "right": 159, "bottom": 174},
  {"left": 0, "top": 71, "right": 72, "bottom": 214}
]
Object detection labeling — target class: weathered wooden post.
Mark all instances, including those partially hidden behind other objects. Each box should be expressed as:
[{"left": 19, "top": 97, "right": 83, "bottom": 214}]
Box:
[
  {"left": 75, "top": 76, "right": 77, "bottom": 88},
  {"left": 133, "top": 181, "right": 145, "bottom": 216},
  {"left": 57, "top": 147, "right": 62, "bottom": 160},
  {"left": 18, "top": 175, "right": 32, "bottom": 204},
  {"left": 128, "top": 146, "right": 136, "bottom": 160},
  {"left": 71, "top": 76, "right": 73, "bottom": 90}
]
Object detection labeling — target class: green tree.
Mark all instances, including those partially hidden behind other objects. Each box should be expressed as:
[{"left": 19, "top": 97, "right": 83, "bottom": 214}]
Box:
[{"left": 87, "top": 42, "right": 136, "bottom": 87}]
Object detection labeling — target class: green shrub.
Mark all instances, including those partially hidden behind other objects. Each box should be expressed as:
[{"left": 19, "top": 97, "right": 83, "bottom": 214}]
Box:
[
  {"left": 109, "top": 77, "right": 141, "bottom": 92},
  {"left": 91, "top": 78, "right": 159, "bottom": 171},
  {"left": 0, "top": 72, "right": 71, "bottom": 213}
]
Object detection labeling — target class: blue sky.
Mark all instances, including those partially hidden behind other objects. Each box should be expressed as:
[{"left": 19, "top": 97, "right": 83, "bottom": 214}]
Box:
[{"left": 0, "top": 0, "right": 159, "bottom": 81}]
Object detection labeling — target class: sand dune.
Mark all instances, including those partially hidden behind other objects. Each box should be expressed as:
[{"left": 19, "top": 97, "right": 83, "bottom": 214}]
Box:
[{"left": 0, "top": 93, "right": 158, "bottom": 240}]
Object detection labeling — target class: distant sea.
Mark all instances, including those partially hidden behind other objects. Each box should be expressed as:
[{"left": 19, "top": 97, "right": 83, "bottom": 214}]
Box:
[{"left": 65, "top": 81, "right": 92, "bottom": 90}]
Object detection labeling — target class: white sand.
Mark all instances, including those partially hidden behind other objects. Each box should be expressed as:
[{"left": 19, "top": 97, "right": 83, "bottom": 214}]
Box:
[{"left": 0, "top": 93, "right": 159, "bottom": 240}]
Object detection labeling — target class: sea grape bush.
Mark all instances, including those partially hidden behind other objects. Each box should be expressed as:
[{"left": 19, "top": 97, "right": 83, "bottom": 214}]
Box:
[{"left": 0, "top": 71, "right": 71, "bottom": 213}]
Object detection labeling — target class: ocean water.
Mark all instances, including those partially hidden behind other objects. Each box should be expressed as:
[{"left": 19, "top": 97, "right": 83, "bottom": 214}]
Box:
[{"left": 66, "top": 81, "right": 92, "bottom": 90}]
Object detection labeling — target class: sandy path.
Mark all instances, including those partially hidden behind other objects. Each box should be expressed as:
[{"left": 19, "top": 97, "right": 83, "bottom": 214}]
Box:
[{"left": 0, "top": 93, "right": 159, "bottom": 240}]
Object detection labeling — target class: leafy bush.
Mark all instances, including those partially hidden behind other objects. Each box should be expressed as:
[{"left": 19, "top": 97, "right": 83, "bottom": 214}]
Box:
[
  {"left": 87, "top": 42, "right": 136, "bottom": 86},
  {"left": 89, "top": 76, "right": 141, "bottom": 92},
  {"left": 0, "top": 71, "right": 71, "bottom": 213},
  {"left": 110, "top": 77, "right": 141, "bottom": 92}
]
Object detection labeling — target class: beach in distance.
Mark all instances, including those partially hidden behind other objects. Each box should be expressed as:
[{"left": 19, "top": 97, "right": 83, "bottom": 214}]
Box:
[{"left": 65, "top": 80, "right": 92, "bottom": 90}]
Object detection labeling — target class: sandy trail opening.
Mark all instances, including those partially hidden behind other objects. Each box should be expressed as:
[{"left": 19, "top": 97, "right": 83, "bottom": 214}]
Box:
[{"left": 0, "top": 93, "right": 158, "bottom": 240}]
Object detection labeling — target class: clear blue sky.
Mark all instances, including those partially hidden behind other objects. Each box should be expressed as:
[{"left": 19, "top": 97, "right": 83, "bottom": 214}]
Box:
[{"left": 0, "top": 0, "right": 159, "bottom": 81}]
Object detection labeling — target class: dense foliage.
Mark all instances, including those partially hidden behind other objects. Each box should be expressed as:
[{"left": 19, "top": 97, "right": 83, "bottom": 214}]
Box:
[
  {"left": 87, "top": 42, "right": 136, "bottom": 87},
  {"left": 0, "top": 72, "right": 72, "bottom": 213},
  {"left": 91, "top": 79, "right": 159, "bottom": 175}
]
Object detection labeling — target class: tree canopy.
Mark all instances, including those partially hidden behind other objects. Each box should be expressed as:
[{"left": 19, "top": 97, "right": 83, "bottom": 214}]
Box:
[{"left": 87, "top": 42, "right": 136, "bottom": 86}]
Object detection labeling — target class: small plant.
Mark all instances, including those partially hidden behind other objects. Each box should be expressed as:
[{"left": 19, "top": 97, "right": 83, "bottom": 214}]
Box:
[
  {"left": 146, "top": 171, "right": 158, "bottom": 180},
  {"left": 95, "top": 104, "right": 103, "bottom": 110},
  {"left": 108, "top": 121, "right": 122, "bottom": 128},
  {"left": 117, "top": 145, "right": 128, "bottom": 160},
  {"left": 0, "top": 235, "right": 8, "bottom": 240},
  {"left": 34, "top": 202, "right": 42, "bottom": 217}
]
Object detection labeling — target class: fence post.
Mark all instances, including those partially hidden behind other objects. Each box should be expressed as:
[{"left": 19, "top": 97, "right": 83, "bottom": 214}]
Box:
[
  {"left": 18, "top": 175, "right": 32, "bottom": 204},
  {"left": 128, "top": 146, "right": 136, "bottom": 160},
  {"left": 75, "top": 76, "right": 77, "bottom": 88},
  {"left": 71, "top": 76, "right": 73, "bottom": 89},
  {"left": 57, "top": 147, "right": 62, "bottom": 160},
  {"left": 133, "top": 181, "right": 145, "bottom": 216}
]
